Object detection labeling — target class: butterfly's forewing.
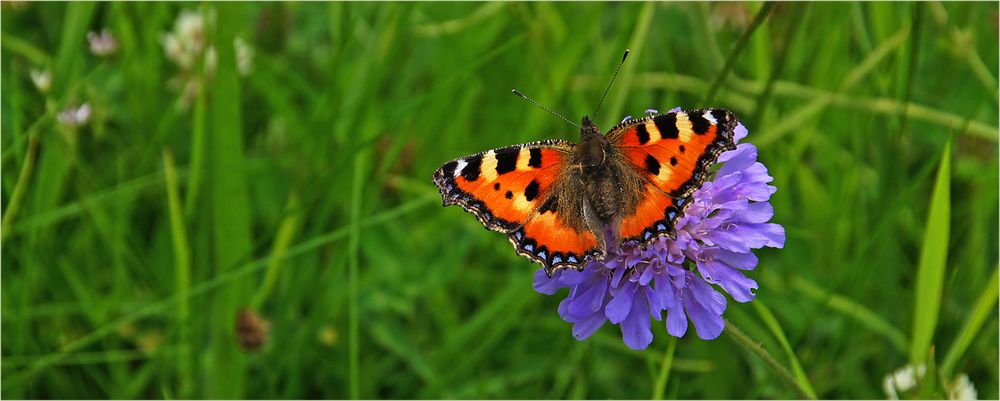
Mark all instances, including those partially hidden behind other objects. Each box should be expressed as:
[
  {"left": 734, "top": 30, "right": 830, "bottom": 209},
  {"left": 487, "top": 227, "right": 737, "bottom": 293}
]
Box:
[
  {"left": 433, "top": 140, "right": 602, "bottom": 272},
  {"left": 608, "top": 109, "right": 738, "bottom": 245}
]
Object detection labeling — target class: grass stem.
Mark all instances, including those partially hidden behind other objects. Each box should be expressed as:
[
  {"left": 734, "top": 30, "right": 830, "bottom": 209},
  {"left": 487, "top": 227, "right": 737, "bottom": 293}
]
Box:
[{"left": 724, "top": 320, "right": 816, "bottom": 399}]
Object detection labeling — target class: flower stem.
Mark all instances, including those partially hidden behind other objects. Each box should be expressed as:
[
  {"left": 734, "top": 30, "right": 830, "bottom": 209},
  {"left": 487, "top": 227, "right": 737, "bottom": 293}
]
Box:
[
  {"left": 651, "top": 336, "right": 677, "bottom": 400},
  {"left": 703, "top": 2, "right": 776, "bottom": 105},
  {"left": 724, "top": 319, "right": 816, "bottom": 399}
]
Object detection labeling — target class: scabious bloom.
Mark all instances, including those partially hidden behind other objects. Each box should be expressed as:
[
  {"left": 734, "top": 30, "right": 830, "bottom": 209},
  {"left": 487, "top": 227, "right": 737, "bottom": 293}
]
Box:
[{"left": 534, "top": 107, "right": 785, "bottom": 350}]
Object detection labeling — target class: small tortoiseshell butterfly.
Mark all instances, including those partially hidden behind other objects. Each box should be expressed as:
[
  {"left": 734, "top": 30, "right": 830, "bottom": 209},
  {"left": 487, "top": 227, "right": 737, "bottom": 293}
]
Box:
[{"left": 433, "top": 56, "right": 738, "bottom": 276}]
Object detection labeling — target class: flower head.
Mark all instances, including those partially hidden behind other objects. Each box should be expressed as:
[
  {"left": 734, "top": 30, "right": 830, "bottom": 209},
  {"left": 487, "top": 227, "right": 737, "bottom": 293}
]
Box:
[
  {"left": 30, "top": 68, "right": 51, "bottom": 93},
  {"left": 87, "top": 29, "right": 118, "bottom": 56},
  {"left": 57, "top": 103, "right": 92, "bottom": 127},
  {"left": 534, "top": 109, "right": 784, "bottom": 349},
  {"left": 162, "top": 9, "right": 253, "bottom": 109}
]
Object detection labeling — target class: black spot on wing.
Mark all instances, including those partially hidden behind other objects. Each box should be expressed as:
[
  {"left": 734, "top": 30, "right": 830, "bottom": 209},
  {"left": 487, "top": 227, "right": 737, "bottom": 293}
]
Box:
[
  {"left": 636, "top": 124, "right": 650, "bottom": 145},
  {"left": 505, "top": 191, "right": 513, "bottom": 199},
  {"left": 689, "top": 113, "right": 711, "bottom": 135},
  {"left": 679, "top": 145, "right": 686, "bottom": 153},
  {"left": 539, "top": 195, "right": 558, "bottom": 214},
  {"left": 460, "top": 155, "right": 482, "bottom": 181},
  {"left": 524, "top": 180, "right": 540, "bottom": 201},
  {"left": 493, "top": 183, "right": 500, "bottom": 190},
  {"left": 670, "top": 156, "right": 678, "bottom": 166},
  {"left": 645, "top": 154, "right": 660, "bottom": 176},
  {"left": 495, "top": 149, "right": 518, "bottom": 175},
  {"left": 711, "top": 109, "right": 733, "bottom": 125},
  {"left": 653, "top": 114, "right": 679, "bottom": 139},
  {"left": 441, "top": 161, "right": 458, "bottom": 178},
  {"left": 528, "top": 148, "right": 542, "bottom": 168}
]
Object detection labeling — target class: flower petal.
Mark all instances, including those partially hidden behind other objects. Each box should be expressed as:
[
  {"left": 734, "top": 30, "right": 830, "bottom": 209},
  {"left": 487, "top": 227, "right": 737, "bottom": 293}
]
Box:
[
  {"left": 665, "top": 300, "right": 688, "bottom": 337},
  {"left": 533, "top": 268, "right": 562, "bottom": 295},
  {"left": 571, "top": 311, "right": 607, "bottom": 340},
  {"left": 605, "top": 280, "right": 636, "bottom": 324},
  {"left": 683, "top": 295, "right": 725, "bottom": 339},
  {"left": 620, "top": 290, "right": 654, "bottom": 350},
  {"left": 697, "top": 258, "right": 759, "bottom": 302}
]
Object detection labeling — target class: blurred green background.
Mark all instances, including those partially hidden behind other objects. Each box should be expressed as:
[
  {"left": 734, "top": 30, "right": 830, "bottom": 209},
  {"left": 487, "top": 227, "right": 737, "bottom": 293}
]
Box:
[{"left": 2, "top": 2, "right": 997, "bottom": 399}]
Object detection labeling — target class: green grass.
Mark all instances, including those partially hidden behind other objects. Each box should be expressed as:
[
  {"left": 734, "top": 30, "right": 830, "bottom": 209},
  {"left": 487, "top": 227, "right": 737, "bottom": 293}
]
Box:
[{"left": 2, "top": 2, "right": 997, "bottom": 399}]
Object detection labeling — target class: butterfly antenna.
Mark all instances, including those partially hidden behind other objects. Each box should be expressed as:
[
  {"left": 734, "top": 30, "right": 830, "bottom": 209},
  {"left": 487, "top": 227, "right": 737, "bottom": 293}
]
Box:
[
  {"left": 511, "top": 89, "right": 582, "bottom": 129},
  {"left": 592, "top": 48, "right": 629, "bottom": 118}
]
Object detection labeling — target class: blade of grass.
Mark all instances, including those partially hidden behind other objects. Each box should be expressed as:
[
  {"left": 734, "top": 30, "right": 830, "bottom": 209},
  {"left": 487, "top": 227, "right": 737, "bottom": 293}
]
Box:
[
  {"left": 790, "top": 275, "right": 909, "bottom": 353},
  {"left": 184, "top": 79, "right": 208, "bottom": 218},
  {"left": 348, "top": 153, "right": 366, "bottom": 399},
  {"left": 724, "top": 319, "right": 816, "bottom": 399},
  {"left": 205, "top": 4, "right": 252, "bottom": 398},
  {"left": 940, "top": 265, "right": 999, "bottom": 377},
  {"left": 752, "top": 301, "right": 818, "bottom": 399},
  {"left": 250, "top": 191, "right": 302, "bottom": 309},
  {"left": 703, "top": 2, "right": 776, "bottom": 104},
  {"left": 1, "top": 134, "right": 39, "bottom": 246},
  {"left": 161, "top": 149, "right": 193, "bottom": 398},
  {"left": 910, "top": 137, "right": 951, "bottom": 365}
]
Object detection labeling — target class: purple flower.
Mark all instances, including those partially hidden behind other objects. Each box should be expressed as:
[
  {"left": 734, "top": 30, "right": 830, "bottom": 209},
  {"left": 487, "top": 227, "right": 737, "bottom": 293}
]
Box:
[{"left": 534, "top": 111, "right": 783, "bottom": 350}]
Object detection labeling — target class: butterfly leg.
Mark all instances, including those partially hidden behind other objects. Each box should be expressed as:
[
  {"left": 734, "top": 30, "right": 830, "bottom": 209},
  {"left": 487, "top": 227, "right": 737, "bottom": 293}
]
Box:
[{"left": 579, "top": 197, "right": 610, "bottom": 265}]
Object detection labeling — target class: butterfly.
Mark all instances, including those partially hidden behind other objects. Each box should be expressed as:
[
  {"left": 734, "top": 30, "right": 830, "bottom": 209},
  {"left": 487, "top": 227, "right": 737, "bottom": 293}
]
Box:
[{"left": 433, "top": 106, "right": 739, "bottom": 276}]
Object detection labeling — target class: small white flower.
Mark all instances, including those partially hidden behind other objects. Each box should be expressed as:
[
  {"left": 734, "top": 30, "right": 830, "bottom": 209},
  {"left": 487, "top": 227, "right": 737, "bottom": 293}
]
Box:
[
  {"left": 175, "top": 10, "right": 206, "bottom": 54},
  {"left": 87, "top": 29, "right": 118, "bottom": 56},
  {"left": 235, "top": 37, "right": 253, "bottom": 76},
  {"left": 58, "top": 103, "right": 92, "bottom": 127},
  {"left": 948, "top": 373, "right": 977, "bottom": 400},
  {"left": 883, "top": 364, "right": 925, "bottom": 399},
  {"left": 30, "top": 68, "right": 51, "bottom": 93}
]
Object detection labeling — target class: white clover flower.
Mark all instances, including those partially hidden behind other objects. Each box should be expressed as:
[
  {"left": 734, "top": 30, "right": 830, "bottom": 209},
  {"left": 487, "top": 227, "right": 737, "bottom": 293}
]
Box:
[
  {"left": 30, "top": 68, "right": 51, "bottom": 93},
  {"left": 57, "top": 103, "right": 92, "bottom": 127},
  {"left": 948, "top": 373, "right": 977, "bottom": 400},
  {"left": 87, "top": 29, "right": 118, "bottom": 56},
  {"left": 883, "top": 364, "right": 925, "bottom": 399},
  {"left": 235, "top": 36, "right": 253, "bottom": 76},
  {"left": 883, "top": 363, "right": 978, "bottom": 400}
]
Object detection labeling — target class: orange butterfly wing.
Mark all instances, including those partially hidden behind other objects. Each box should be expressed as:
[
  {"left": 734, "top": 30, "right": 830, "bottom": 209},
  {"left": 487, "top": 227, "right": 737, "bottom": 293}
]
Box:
[
  {"left": 609, "top": 109, "right": 739, "bottom": 245},
  {"left": 433, "top": 140, "right": 602, "bottom": 272}
]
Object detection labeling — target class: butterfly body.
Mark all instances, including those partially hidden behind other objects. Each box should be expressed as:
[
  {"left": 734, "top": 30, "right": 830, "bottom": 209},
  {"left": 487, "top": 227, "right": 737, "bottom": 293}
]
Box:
[{"left": 433, "top": 108, "right": 739, "bottom": 276}]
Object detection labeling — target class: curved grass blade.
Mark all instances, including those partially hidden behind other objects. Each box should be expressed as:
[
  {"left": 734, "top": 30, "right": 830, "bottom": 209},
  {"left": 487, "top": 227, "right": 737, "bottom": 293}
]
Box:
[
  {"left": 909, "top": 138, "right": 951, "bottom": 365},
  {"left": 940, "top": 265, "right": 999, "bottom": 377},
  {"left": 753, "top": 301, "right": 818, "bottom": 399}
]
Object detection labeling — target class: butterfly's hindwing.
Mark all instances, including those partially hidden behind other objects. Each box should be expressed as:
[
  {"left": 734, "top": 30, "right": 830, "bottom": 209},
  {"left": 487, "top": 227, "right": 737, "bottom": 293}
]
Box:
[
  {"left": 508, "top": 193, "right": 603, "bottom": 275},
  {"left": 609, "top": 108, "right": 738, "bottom": 246}
]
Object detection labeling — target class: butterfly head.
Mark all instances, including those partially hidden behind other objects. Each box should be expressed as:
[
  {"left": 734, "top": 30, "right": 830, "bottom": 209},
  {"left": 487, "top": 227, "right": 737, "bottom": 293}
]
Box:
[
  {"left": 578, "top": 116, "right": 610, "bottom": 169},
  {"left": 580, "top": 116, "right": 601, "bottom": 139}
]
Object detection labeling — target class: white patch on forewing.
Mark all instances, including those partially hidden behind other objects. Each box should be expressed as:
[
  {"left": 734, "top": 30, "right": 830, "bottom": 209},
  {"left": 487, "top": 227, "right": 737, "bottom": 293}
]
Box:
[
  {"left": 644, "top": 121, "right": 661, "bottom": 144},
  {"left": 480, "top": 150, "right": 498, "bottom": 181},
  {"left": 515, "top": 147, "right": 532, "bottom": 170},
  {"left": 675, "top": 112, "right": 693, "bottom": 142},
  {"left": 454, "top": 159, "right": 467, "bottom": 178},
  {"left": 702, "top": 110, "right": 717, "bottom": 125}
]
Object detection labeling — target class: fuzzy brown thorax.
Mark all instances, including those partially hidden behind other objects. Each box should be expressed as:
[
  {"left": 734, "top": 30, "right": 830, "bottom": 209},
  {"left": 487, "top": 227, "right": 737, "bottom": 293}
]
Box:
[{"left": 575, "top": 116, "right": 623, "bottom": 225}]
